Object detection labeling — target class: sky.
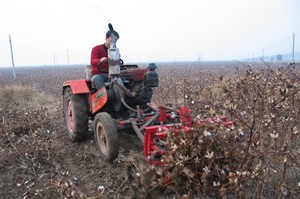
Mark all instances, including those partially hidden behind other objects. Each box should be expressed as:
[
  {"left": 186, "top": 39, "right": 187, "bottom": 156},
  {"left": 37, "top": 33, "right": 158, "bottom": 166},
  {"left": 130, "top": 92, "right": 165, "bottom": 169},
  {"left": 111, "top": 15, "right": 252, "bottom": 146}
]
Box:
[{"left": 0, "top": 0, "right": 299, "bottom": 67}]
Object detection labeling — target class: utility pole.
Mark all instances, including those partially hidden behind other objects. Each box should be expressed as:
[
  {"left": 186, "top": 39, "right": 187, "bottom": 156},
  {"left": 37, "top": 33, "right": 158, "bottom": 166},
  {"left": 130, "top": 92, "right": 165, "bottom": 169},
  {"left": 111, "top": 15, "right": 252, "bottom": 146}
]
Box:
[
  {"left": 53, "top": 53, "right": 56, "bottom": 66},
  {"left": 67, "top": 49, "right": 70, "bottom": 65},
  {"left": 9, "top": 35, "right": 16, "bottom": 79},
  {"left": 262, "top": 49, "right": 264, "bottom": 59},
  {"left": 292, "top": 33, "right": 295, "bottom": 63}
]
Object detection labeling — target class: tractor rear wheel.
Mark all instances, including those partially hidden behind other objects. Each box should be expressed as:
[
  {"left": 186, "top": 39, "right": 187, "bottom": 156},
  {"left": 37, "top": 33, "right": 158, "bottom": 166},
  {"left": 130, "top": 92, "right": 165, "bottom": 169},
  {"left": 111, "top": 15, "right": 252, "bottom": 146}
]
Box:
[
  {"left": 94, "top": 112, "right": 119, "bottom": 162},
  {"left": 63, "top": 87, "right": 89, "bottom": 142}
]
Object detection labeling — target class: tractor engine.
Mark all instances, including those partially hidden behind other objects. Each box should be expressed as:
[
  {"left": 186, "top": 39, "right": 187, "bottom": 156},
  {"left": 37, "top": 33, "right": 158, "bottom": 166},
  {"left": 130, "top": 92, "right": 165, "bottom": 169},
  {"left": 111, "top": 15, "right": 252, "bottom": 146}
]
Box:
[{"left": 119, "top": 63, "right": 158, "bottom": 109}]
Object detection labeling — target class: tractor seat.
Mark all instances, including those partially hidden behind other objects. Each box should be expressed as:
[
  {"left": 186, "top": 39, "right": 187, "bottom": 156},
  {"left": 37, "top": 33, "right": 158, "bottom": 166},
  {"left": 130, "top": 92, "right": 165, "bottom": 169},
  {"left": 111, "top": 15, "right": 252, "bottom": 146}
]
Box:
[
  {"left": 85, "top": 65, "right": 92, "bottom": 80},
  {"left": 85, "top": 65, "right": 110, "bottom": 92}
]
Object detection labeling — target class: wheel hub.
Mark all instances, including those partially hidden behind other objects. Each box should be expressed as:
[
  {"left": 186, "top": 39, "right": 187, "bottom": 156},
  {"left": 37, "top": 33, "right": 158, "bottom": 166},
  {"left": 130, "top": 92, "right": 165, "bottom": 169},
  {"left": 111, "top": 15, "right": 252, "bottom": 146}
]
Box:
[
  {"left": 66, "top": 100, "right": 74, "bottom": 131},
  {"left": 96, "top": 124, "right": 108, "bottom": 155}
]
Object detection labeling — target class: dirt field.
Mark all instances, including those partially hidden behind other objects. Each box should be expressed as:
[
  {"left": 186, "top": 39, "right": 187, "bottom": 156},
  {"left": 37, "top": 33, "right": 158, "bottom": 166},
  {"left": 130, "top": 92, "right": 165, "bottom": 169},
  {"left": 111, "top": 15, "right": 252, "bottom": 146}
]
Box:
[
  {"left": 0, "top": 62, "right": 299, "bottom": 199},
  {"left": 0, "top": 65, "right": 146, "bottom": 199}
]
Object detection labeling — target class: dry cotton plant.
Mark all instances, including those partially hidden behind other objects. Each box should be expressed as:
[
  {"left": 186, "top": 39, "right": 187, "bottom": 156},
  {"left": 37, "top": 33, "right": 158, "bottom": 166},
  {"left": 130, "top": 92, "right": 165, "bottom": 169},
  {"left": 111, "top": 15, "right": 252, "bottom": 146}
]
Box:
[{"left": 146, "top": 63, "right": 300, "bottom": 198}]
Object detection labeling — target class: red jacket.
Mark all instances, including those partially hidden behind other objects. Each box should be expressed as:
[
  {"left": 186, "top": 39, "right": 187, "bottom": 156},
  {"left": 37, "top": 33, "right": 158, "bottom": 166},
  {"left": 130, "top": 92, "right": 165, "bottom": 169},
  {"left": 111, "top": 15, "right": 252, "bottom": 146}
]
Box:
[{"left": 90, "top": 44, "right": 108, "bottom": 76}]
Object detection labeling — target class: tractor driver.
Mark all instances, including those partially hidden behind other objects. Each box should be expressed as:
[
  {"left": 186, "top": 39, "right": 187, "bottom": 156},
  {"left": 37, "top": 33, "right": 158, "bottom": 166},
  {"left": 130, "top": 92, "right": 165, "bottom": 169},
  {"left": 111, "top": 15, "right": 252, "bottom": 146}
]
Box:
[{"left": 90, "top": 28, "right": 120, "bottom": 90}]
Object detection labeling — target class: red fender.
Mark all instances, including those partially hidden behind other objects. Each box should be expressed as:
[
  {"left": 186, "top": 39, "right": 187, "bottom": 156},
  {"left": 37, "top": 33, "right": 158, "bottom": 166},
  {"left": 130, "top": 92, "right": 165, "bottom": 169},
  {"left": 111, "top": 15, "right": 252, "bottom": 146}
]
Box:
[
  {"left": 90, "top": 87, "right": 108, "bottom": 114},
  {"left": 63, "top": 79, "right": 90, "bottom": 94}
]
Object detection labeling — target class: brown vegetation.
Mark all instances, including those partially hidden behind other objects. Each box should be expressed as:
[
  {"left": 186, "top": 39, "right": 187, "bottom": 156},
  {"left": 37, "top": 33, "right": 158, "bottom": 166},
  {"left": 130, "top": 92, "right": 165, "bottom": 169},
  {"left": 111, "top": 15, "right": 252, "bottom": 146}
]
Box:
[
  {"left": 0, "top": 62, "right": 299, "bottom": 198},
  {"left": 149, "top": 63, "right": 300, "bottom": 198}
]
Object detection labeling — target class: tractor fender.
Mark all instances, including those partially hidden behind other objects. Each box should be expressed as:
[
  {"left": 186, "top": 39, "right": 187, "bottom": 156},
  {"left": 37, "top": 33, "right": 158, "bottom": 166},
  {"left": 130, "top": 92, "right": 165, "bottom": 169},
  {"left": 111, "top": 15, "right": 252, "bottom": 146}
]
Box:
[{"left": 63, "top": 79, "right": 90, "bottom": 95}]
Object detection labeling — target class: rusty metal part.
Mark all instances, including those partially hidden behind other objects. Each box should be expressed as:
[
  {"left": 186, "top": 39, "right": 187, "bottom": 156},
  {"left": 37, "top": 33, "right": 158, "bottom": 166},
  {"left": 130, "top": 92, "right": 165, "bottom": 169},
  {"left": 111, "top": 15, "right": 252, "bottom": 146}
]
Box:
[
  {"left": 113, "top": 78, "right": 134, "bottom": 97},
  {"left": 130, "top": 118, "right": 145, "bottom": 143}
]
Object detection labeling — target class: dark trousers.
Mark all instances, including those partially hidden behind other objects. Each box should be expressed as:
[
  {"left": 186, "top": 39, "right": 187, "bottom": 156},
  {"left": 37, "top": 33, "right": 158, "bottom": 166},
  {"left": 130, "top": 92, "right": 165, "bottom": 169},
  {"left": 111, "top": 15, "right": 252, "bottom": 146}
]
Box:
[{"left": 91, "top": 74, "right": 108, "bottom": 90}]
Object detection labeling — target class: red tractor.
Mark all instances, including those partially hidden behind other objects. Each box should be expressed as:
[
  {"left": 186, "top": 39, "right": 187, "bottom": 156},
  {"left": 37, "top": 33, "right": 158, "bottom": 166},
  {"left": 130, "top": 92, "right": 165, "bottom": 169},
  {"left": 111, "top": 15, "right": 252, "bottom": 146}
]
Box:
[
  {"left": 63, "top": 24, "right": 162, "bottom": 162},
  {"left": 63, "top": 60, "right": 160, "bottom": 161}
]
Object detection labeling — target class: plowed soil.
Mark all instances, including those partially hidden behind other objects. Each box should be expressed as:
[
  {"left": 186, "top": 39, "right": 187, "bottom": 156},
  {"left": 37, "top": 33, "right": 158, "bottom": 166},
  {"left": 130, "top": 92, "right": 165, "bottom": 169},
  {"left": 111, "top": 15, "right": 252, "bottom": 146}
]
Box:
[
  {"left": 2, "top": 62, "right": 299, "bottom": 199},
  {"left": 0, "top": 66, "right": 144, "bottom": 199}
]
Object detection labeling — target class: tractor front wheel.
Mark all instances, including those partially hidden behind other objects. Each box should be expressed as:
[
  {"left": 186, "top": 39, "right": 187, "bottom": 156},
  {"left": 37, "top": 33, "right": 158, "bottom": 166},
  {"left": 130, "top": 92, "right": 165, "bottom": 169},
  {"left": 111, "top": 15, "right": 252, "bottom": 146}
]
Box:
[
  {"left": 63, "top": 87, "right": 89, "bottom": 142},
  {"left": 94, "top": 112, "right": 119, "bottom": 162}
]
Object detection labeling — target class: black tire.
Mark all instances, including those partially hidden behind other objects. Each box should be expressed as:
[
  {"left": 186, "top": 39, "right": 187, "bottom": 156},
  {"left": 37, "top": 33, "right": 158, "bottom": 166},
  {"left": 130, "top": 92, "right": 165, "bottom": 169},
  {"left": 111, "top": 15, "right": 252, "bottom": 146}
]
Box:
[
  {"left": 112, "top": 84, "right": 125, "bottom": 112},
  {"left": 63, "top": 87, "right": 89, "bottom": 142},
  {"left": 94, "top": 112, "right": 119, "bottom": 162}
]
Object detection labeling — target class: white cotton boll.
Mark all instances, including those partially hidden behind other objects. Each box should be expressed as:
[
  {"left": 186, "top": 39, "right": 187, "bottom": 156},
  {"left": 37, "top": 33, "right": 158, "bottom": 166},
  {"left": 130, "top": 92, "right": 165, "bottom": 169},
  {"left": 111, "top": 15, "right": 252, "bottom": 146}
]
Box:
[
  {"left": 97, "top": 185, "right": 105, "bottom": 191},
  {"left": 204, "top": 130, "right": 212, "bottom": 137}
]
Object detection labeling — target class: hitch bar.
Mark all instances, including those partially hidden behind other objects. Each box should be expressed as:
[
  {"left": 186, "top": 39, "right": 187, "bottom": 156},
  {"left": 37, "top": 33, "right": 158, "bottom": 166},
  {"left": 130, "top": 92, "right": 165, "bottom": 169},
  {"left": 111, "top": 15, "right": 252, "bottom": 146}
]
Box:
[{"left": 129, "top": 113, "right": 160, "bottom": 144}]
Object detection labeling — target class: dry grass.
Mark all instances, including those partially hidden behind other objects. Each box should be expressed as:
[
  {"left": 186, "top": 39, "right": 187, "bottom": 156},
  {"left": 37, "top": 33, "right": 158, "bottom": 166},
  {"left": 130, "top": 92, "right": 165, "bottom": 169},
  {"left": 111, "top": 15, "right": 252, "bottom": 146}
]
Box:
[{"left": 0, "top": 85, "right": 54, "bottom": 107}]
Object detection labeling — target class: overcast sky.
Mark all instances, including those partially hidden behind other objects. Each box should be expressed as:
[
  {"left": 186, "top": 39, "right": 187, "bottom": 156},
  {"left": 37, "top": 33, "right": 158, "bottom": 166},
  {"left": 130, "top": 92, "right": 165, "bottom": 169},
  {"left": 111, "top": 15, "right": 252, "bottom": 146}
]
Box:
[{"left": 0, "top": 0, "right": 299, "bottom": 67}]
